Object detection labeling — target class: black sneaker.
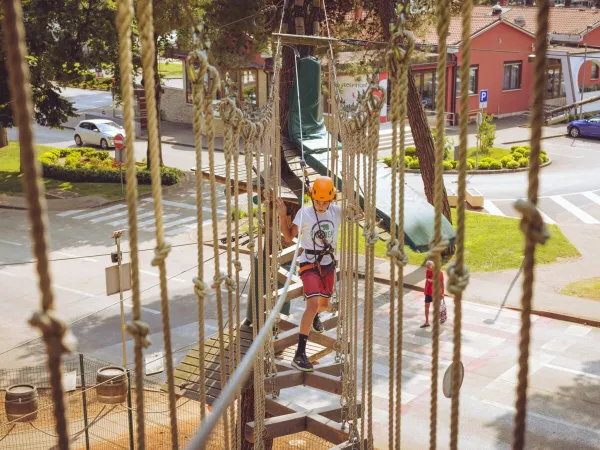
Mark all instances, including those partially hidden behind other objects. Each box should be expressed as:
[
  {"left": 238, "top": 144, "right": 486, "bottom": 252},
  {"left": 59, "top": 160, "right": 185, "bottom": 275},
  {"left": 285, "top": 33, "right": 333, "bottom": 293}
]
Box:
[
  {"left": 312, "top": 314, "right": 324, "bottom": 334},
  {"left": 291, "top": 354, "right": 314, "bottom": 372}
]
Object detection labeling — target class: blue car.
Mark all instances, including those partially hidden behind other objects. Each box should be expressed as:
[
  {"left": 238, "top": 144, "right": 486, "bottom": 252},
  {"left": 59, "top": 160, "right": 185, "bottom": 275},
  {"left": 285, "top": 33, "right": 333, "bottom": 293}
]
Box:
[{"left": 568, "top": 116, "right": 600, "bottom": 138}]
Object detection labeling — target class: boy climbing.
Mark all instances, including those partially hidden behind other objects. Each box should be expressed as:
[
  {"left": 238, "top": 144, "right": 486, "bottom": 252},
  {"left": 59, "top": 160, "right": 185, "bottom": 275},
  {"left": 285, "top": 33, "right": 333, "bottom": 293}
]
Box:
[{"left": 276, "top": 175, "right": 343, "bottom": 372}]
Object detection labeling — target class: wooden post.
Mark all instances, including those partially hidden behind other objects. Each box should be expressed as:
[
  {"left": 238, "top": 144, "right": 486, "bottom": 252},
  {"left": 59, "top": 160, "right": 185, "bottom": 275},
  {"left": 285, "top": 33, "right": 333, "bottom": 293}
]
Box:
[
  {"left": 79, "top": 354, "right": 91, "bottom": 450},
  {"left": 241, "top": 384, "right": 273, "bottom": 450}
]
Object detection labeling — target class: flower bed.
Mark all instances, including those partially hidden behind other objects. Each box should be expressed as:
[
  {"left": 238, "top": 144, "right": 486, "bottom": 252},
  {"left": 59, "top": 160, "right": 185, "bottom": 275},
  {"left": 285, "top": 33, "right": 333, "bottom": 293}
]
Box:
[
  {"left": 381, "top": 145, "right": 549, "bottom": 172},
  {"left": 39, "top": 147, "right": 183, "bottom": 185}
]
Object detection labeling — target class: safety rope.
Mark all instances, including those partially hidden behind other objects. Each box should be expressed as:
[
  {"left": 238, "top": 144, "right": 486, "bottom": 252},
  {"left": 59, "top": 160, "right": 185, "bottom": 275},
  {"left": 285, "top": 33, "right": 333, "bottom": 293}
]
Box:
[
  {"left": 136, "top": 1, "right": 179, "bottom": 447},
  {"left": 2, "top": 1, "right": 72, "bottom": 448},
  {"left": 446, "top": 1, "right": 472, "bottom": 448},
  {"left": 512, "top": 2, "right": 551, "bottom": 449},
  {"left": 429, "top": 0, "right": 451, "bottom": 448},
  {"left": 115, "top": 0, "right": 151, "bottom": 447}
]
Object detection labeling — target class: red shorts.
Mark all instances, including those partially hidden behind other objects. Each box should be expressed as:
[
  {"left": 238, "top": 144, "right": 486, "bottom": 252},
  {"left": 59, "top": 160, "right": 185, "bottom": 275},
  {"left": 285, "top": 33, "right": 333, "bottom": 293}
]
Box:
[{"left": 299, "top": 263, "right": 335, "bottom": 299}]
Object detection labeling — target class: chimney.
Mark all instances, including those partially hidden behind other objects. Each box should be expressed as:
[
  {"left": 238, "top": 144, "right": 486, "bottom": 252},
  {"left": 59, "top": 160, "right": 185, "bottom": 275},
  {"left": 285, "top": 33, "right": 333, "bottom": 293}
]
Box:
[
  {"left": 515, "top": 16, "right": 526, "bottom": 27},
  {"left": 492, "top": 3, "right": 503, "bottom": 15}
]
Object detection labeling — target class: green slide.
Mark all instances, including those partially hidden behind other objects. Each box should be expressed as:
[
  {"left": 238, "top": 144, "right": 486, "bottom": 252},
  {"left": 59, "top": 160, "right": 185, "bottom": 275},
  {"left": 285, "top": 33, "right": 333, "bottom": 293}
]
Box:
[{"left": 288, "top": 57, "right": 456, "bottom": 253}]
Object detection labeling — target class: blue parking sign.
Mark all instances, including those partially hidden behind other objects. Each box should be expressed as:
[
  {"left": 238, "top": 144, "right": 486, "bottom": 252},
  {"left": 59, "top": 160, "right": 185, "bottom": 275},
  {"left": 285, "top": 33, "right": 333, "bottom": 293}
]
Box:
[{"left": 479, "top": 90, "right": 488, "bottom": 103}]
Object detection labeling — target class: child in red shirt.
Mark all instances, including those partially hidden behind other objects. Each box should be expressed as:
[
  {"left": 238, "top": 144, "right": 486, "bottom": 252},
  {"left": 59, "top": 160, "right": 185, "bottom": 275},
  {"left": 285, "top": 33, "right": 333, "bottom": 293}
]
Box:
[{"left": 421, "top": 260, "right": 444, "bottom": 328}]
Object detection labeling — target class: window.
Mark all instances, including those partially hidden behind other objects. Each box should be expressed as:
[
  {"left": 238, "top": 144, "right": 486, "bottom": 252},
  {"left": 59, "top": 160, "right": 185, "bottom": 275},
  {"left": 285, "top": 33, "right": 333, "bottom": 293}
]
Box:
[
  {"left": 591, "top": 63, "right": 599, "bottom": 80},
  {"left": 456, "top": 66, "right": 479, "bottom": 96},
  {"left": 503, "top": 61, "right": 522, "bottom": 91},
  {"left": 414, "top": 70, "right": 436, "bottom": 111},
  {"left": 546, "top": 64, "right": 565, "bottom": 99}
]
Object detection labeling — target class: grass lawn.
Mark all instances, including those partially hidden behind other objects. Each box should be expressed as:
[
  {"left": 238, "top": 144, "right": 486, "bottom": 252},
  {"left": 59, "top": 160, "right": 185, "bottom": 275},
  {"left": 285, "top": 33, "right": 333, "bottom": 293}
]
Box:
[
  {"left": 352, "top": 209, "right": 580, "bottom": 272},
  {"left": 466, "top": 147, "right": 511, "bottom": 161},
  {"left": 158, "top": 61, "right": 183, "bottom": 78},
  {"left": 0, "top": 142, "right": 152, "bottom": 201},
  {"left": 560, "top": 277, "right": 600, "bottom": 301}
]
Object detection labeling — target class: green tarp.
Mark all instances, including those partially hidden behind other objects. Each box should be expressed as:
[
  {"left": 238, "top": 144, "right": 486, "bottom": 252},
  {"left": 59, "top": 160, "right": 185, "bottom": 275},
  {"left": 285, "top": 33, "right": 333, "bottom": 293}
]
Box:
[{"left": 288, "top": 57, "right": 456, "bottom": 253}]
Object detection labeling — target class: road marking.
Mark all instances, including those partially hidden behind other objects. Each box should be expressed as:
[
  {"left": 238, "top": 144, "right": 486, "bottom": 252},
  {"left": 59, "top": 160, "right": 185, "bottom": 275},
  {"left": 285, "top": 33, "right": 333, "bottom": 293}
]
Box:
[
  {"left": 139, "top": 269, "right": 187, "bottom": 284},
  {"left": 138, "top": 214, "right": 180, "bottom": 228},
  {"left": 483, "top": 200, "right": 505, "bottom": 217},
  {"left": 476, "top": 398, "right": 600, "bottom": 437},
  {"left": 107, "top": 211, "right": 155, "bottom": 226},
  {"left": 545, "top": 364, "right": 600, "bottom": 381},
  {"left": 72, "top": 205, "right": 127, "bottom": 220},
  {"left": 123, "top": 302, "right": 161, "bottom": 315},
  {"left": 583, "top": 191, "right": 600, "bottom": 206},
  {"left": 89, "top": 208, "right": 142, "bottom": 224},
  {"left": 146, "top": 216, "right": 197, "bottom": 232},
  {"left": 489, "top": 188, "right": 600, "bottom": 202},
  {"left": 54, "top": 251, "right": 98, "bottom": 263},
  {"left": 545, "top": 151, "right": 584, "bottom": 159},
  {"left": 538, "top": 209, "right": 556, "bottom": 225},
  {"left": 0, "top": 239, "right": 22, "bottom": 246},
  {"left": 56, "top": 210, "right": 85, "bottom": 217},
  {"left": 164, "top": 220, "right": 212, "bottom": 236},
  {"left": 0, "top": 271, "right": 96, "bottom": 296},
  {"left": 549, "top": 196, "right": 600, "bottom": 224},
  {"left": 143, "top": 198, "right": 226, "bottom": 215}
]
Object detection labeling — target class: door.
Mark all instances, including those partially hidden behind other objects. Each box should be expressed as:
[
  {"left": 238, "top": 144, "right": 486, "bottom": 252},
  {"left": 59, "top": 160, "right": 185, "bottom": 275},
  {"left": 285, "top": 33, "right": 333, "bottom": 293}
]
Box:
[
  {"left": 78, "top": 122, "right": 91, "bottom": 143},
  {"left": 587, "top": 118, "right": 600, "bottom": 137},
  {"left": 88, "top": 123, "right": 101, "bottom": 145}
]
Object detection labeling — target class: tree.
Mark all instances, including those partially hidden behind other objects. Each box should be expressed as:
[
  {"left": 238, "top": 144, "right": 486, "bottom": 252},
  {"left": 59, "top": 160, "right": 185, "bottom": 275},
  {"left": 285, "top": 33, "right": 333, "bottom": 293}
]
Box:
[
  {"left": 376, "top": 0, "right": 452, "bottom": 222},
  {"left": 0, "top": 0, "right": 119, "bottom": 171}
]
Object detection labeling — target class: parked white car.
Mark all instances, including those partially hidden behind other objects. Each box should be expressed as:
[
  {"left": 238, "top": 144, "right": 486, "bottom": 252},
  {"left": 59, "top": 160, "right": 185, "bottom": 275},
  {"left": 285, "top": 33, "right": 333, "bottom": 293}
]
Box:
[{"left": 73, "top": 119, "right": 125, "bottom": 150}]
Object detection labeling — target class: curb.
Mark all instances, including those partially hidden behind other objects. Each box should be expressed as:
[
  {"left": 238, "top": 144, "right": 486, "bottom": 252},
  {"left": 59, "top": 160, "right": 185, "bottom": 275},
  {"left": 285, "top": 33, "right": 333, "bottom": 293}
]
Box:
[
  {"left": 501, "top": 134, "right": 567, "bottom": 145},
  {"left": 0, "top": 172, "right": 192, "bottom": 211},
  {"left": 404, "top": 159, "right": 552, "bottom": 175}
]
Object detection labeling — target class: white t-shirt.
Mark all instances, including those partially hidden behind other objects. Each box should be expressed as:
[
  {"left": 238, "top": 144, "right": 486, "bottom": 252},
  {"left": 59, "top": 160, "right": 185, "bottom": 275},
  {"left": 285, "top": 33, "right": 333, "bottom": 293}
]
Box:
[{"left": 292, "top": 204, "right": 342, "bottom": 265}]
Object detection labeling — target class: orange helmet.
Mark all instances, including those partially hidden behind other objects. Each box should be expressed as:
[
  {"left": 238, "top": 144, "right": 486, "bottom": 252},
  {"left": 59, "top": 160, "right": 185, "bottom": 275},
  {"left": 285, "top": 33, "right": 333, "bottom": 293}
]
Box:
[{"left": 310, "top": 176, "right": 336, "bottom": 202}]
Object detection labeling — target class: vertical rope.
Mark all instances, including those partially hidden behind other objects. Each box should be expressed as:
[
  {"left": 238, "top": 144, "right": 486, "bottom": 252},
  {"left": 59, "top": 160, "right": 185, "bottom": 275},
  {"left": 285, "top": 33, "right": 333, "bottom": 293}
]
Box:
[
  {"left": 115, "top": 0, "right": 151, "bottom": 446},
  {"left": 136, "top": 1, "right": 179, "bottom": 447},
  {"left": 189, "top": 51, "right": 209, "bottom": 421},
  {"left": 429, "top": 0, "right": 451, "bottom": 448},
  {"left": 447, "top": 1, "right": 472, "bottom": 448},
  {"left": 512, "top": 1, "right": 550, "bottom": 449},
  {"left": 3, "top": 1, "right": 72, "bottom": 448}
]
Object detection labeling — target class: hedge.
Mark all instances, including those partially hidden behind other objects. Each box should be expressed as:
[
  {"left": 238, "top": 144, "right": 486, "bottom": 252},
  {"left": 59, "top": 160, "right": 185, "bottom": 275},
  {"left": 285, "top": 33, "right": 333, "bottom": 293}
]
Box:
[{"left": 39, "top": 147, "right": 183, "bottom": 186}]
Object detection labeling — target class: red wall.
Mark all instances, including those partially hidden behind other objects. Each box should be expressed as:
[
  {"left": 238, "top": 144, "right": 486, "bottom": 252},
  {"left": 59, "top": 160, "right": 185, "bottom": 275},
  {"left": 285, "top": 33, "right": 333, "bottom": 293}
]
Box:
[
  {"left": 582, "top": 27, "right": 600, "bottom": 46},
  {"left": 577, "top": 60, "right": 600, "bottom": 87},
  {"left": 455, "top": 22, "right": 535, "bottom": 117}
]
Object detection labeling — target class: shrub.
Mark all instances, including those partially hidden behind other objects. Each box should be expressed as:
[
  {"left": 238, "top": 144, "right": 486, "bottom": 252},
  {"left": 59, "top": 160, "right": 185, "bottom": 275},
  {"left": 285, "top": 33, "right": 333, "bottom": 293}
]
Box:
[
  {"left": 476, "top": 113, "right": 496, "bottom": 155},
  {"left": 506, "top": 160, "right": 519, "bottom": 169},
  {"left": 450, "top": 159, "right": 459, "bottom": 169},
  {"left": 431, "top": 131, "right": 454, "bottom": 160},
  {"left": 518, "top": 157, "right": 529, "bottom": 168},
  {"left": 540, "top": 149, "right": 547, "bottom": 156},
  {"left": 500, "top": 155, "right": 514, "bottom": 167},
  {"left": 481, "top": 157, "right": 495, "bottom": 165},
  {"left": 405, "top": 155, "right": 414, "bottom": 167},
  {"left": 512, "top": 151, "right": 524, "bottom": 160},
  {"left": 466, "top": 160, "right": 474, "bottom": 170},
  {"left": 231, "top": 208, "right": 249, "bottom": 220},
  {"left": 443, "top": 160, "right": 453, "bottom": 171},
  {"left": 467, "top": 158, "right": 476, "bottom": 168},
  {"left": 381, "top": 156, "right": 392, "bottom": 167},
  {"left": 523, "top": 149, "right": 531, "bottom": 157},
  {"left": 510, "top": 145, "right": 520, "bottom": 151},
  {"left": 540, "top": 154, "right": 549, "bottom": 163},
  {"left": 64, "top": 151, "right": 82, "bottom": 168},
  {"left": 405, "top": 146, "right": 417, "bottom": 157},
  {"left": 478, "top": 161, "right": 490, "bottom": 170},
  {"left": 409, "top": 159, "right": 420, "bottom": 169},
  {"left": 489, "top": 160, "right": 502, "bottom": 170}
]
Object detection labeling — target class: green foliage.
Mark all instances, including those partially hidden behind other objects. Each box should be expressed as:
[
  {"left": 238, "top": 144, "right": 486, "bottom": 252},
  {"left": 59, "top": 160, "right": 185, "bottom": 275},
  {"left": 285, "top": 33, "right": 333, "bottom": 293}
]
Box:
[
  {"left": 409, "top": 159, "right": 420, "bottom": 170},
  {"left": 432, "top": 130, "right": 454, "bottom": 160},
  {"left": 442, "top": 160, "right": 453, "bottom": 171},
  {"left": 467, "top": 158, "right": 476, "bottom": 168},
  {"left": 489, "top": 160, "right": 502, "bottom": 170},
  {"left": 506, "top": 160, "right": 520, "bottom": 169},
  {"left": 476, "top": 113, "right": 496, "bottom": 155},
  {"left": 500, "top": 155, "right": 514, "bottom": 167},
  {"left": 381, "top": 156, "right": 392, "bottom": 167},
  {"left": 466, "top": 160, "right": 474, "bottom": 170},
  {"left": 523, "top": 149, "right": 531, "bottom": 158},
  {"left": 478, "top": 161, "right": 490, "bottom": 170},
  {"left": 518, "top": 157, "right": 529, "bottom": 168},
  {"left": 38, "top": 148, "right": 183, "bottom": 186},
  {"left": 451, "top": 160, "right": 459, "bottom": 169},
  {"left": 405, "top": 147, "right": 417, "bottom": 157},
  {"left": 512, "top": 151, "right": 524, "bottom": 160},
  {"left": 540, "top": 154, "right": 549, "bottom": 163}
]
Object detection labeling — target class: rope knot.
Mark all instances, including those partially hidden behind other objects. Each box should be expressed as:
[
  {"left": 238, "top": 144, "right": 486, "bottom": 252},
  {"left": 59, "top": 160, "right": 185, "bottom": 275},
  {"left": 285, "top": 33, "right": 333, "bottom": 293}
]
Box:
[
  {"left": 345, "top": 202, "right": 364, "bottom": 222},
  {"left": 205, "top": 65, "right": 221, "bottom": 99},
  {"left": 513, "top": 199, "right": 550, "bottom": 245},
  {"left": 212, "top": 272, "right": 236, "bottom": 291},
  {"left": 185, "top": 50, "right": 208, "bottom": 84},
  {"left": 363, "top": 231, "right": 379, "bottom": 247},
  {"left": 242, "top": 121, "right": 256, "bottom": 141},
  {"left": 427, "top": 235, "right": 450, "bottom": 259},
  {"left": 386, "top": 240, "right": 408, "bottom": 267},
  {"left": 29, "top": 311, "right": 76, "bottom": 355},
  {"left": 246, "top": 238, "right": 256, "bottom": 251},
  {"left": 126, "top": 320, "right": 152, "bottom": 348},
  {"left": 193, "top": 277, "right": 210, "bottom": 298},
  {"left": 219, "top": 99, "right": 237, "bottom": 124},
  {"left": 232, "top": 259, "right": 243, "bottom": 272},
  {"left": 151, "top": 242, "right": 172, "bottom": 266},
  {"left": 446, "top": 262, "right": 470, "bottom": 294}
]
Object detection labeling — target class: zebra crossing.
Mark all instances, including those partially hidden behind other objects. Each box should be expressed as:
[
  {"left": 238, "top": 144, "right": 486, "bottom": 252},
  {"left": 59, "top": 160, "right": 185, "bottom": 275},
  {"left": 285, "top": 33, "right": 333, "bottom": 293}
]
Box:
[
  {"left": 378, "top": 126, "right": 414, "bottom": 152},
  {"left": 55, "top": 188, "right": 239, "bottom": 237},
  {"left": 477, "top": 189, "right": 600, "bottom": 225}
]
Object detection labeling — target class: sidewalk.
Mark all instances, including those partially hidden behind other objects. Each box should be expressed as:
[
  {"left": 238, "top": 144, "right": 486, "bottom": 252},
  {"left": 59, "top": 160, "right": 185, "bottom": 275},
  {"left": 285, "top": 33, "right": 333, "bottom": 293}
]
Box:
[{"left": 361, "top": 222, "right": 600, "bottom": 326}]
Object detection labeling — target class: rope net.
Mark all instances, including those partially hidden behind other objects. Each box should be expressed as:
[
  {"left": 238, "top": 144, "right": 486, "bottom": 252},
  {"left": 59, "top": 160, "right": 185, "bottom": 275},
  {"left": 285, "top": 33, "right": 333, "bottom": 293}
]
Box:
[{"left": 1, "top": 0, "right": 551, "bottom": 448}]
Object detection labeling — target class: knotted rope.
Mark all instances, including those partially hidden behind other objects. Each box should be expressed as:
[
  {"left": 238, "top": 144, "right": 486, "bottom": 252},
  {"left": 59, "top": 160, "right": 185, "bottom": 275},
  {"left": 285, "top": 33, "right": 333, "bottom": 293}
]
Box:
[
  {"left": 512, "top": 4, "right": 551, "bottom": 448},
  {"left": 3, "top": 1, "right": 72, "bottom": 447}
]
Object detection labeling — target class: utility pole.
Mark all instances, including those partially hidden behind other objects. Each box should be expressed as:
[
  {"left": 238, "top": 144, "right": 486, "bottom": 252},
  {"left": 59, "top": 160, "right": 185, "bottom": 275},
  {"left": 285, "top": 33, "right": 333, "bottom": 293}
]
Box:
[{"left": 111, "top": 229, "right": 128, "bottom": 366}]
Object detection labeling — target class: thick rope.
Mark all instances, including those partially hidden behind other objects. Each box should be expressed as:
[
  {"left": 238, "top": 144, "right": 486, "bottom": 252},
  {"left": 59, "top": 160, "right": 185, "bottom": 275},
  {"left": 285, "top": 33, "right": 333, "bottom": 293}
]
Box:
[
  {"left": 203, "top": 65, "right": 231, "bottom": 450},
  {"left": 136, "top": 1, "right": 179, "bottom": 446},
  {"left": 2, "top": 2, "right": 72, "bottom": 448},
  {"left": 188, "top": 50, "right": 209, "bottom": 420},
  {"left": 429, "top": 0, "right": 450, "bottom": 448},
  {"left": 115, "top": 0, "right": 150, "bottom": 446},
  {"left": 447, "top": 1, "right": 472, "bottom": 448},
  {"left": 512, "top": 2, "right": 551, "bottom": 448}
]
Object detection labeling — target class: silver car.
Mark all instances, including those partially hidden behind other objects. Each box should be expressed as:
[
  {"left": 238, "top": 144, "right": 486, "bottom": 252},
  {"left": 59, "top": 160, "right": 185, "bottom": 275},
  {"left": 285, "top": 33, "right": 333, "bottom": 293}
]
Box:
[{"left": 73, "top": 119, "right": 125, "bottom": 150}]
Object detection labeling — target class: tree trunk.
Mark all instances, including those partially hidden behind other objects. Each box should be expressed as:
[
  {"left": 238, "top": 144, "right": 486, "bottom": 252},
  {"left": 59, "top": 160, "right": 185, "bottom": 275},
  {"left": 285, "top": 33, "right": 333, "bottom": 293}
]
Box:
[
  {"left": 240, "top": 384, "right": 273, "bottom": 450},
  {"left": 377, "top": 0, "right": 452, "bottom": 223},
  {"left": 147, "top": 33, "right": 164, "bottom": 171},
  {"left": 0, "top": 126, "right": 8, "bottom": 149}
]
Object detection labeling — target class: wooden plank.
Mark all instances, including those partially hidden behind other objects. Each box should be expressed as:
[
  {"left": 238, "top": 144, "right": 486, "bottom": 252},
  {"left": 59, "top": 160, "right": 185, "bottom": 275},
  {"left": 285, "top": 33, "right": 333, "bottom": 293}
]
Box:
[
  {"left": 304, "top": 372, "right": 343, "bottom": 396},
  {"left": 305, "top": 414, "right": 348, "bottom": 445},
  {"left": 263, "top": 370, "right": 304, "bottom": 391},
  {"left": 245, "top": 411, "right": 307, "bottom": 443},
  {"left": 279, "top": 244, "right": 300, "bottom": 265},
  {"left": 264, "top": 397, "right": 299, "bottom": 417}
]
